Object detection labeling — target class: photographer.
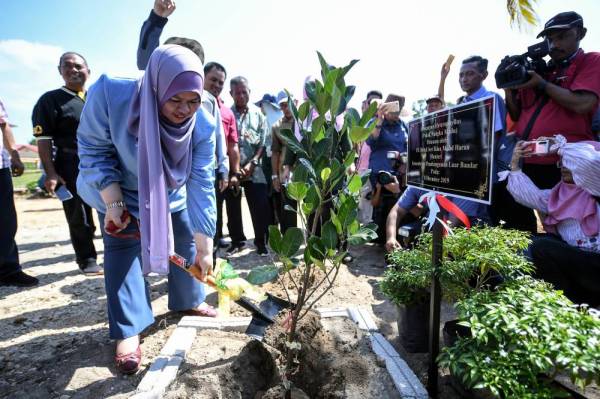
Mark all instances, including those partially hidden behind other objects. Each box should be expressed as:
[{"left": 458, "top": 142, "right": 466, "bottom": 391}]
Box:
[
  {"left": 371, "top": 152, "right": 406, "bottom": 245},
  {"left": 503, "top": 11, "right": 600, "bottom": 191},
  {"left": 503, "top": 136, "right": 600, "bottom": 306},
  {"left": 367, "top": 94, "right": 408, "bottom": 245}
]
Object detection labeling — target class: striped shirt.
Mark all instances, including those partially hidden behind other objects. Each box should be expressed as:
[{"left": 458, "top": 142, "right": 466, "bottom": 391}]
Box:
[{"left": 505, "top": 142, "right": 600, "bottom": 253}]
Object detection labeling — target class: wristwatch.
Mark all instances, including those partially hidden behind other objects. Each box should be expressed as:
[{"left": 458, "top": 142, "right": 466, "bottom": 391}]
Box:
[
  {"left": 251, "top": 159, "right": 259, "bottom": 166},
  {"left": 106, "top": 200, "right": 126, "bottom": 209},
  {"left": 271, "top": 174, "right": 279, "bottom": 180}
]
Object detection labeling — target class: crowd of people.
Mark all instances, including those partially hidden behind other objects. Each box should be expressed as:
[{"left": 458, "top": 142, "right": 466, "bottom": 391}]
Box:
[{"left": 0, "top": 0, "right": 599, "bottom": 375}]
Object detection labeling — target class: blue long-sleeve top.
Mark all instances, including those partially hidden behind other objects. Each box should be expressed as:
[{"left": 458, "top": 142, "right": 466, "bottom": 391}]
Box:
[
  {"left": 136, "top": 9, "right": 228, "bottom": 179},
  {"left": 76, "top": 74, "right": 217, "bottom": 238},
  {"left": 366, "top": 119, "right": 408, "bottom": 186}
]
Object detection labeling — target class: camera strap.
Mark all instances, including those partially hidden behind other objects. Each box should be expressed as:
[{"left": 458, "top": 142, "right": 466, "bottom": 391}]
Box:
[{"left": 520, "top": 94, "right": 549, "bottom": 141}]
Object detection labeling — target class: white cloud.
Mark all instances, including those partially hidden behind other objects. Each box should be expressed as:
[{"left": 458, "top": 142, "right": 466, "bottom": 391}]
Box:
[
  {"left": 0, "top": 39, "right": 63, "bottom": 72},
  {"left": 0, "top": 40, "right": 66, "bottom": 142}
]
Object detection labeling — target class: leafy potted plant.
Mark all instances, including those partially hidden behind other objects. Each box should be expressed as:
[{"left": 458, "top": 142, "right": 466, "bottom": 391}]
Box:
[
  {"left": 439, "top": 276, "right": 600, "bottom": 399},
  {"left": 381, "top": 225, "right": 533, "bottom": 352},
  {"left": 381, "top": 241, "right": 432, "bottom": 352}
]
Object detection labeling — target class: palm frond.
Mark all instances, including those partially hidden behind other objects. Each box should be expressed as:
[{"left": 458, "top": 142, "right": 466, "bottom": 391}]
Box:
[{"left": 506, "top": 0, "right": 539, "bottom": 29}]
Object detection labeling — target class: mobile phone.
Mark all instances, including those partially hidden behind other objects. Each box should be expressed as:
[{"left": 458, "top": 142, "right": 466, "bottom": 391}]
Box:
[
  {"left": 524, "top": 140, "right": 550, "bottom": 155},
  {"left": 380, "top": 101, "right": 400, "bottom": 114},
  {"left": 446, "top": 54, "right": 455, "bottom": 67},
  {"left": 55, "top": 185, "right": 73, "bottom": 202}
]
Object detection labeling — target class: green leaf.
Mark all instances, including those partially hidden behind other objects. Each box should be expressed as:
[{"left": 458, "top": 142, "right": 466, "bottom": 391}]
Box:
[
  {"left": 343, "top": 150, "right": 357, "bottom": 168},
  {"left": 279, "top": 128, "right": 308, "bottom": 158},
  {"left": 315, "top": 92, "right": 332, "bottom": 116},
  {"left": 298, "top": 158, "right": 317, "bottom": 179},
  {"left": 287, "top": 182, "right": 309, "bottom": 202},
  {"left": 324, "top": 68, "right": 341, "bottom": 94},
  {"left": 330, "top": 84, "right": 342, "bottom": 119},
  {"left": 303, "top": 185, "right": 320, "bottom": 215},
  {"left": 321, "top": 221, "right": 338, "bottom": 250},
  {"left": 331, "top": 210, "right": 343, "bottom": 234},
  {"left": 345, "top": 108, "right": 360, "bottom": 125},
  {"left": 337, "top": 85, "right": 356, "bottom": 115},
  {"left": 314, "top": 136, "right": 332, "bottom": 159},
  {"left": 348, "top": 226, "right": 378, "bottom": 245},
  {"left": 347, "top": 174, "right": 362, "bottom": 194},
  {"left": 321, "top": 167, "right": 331, "bottom": 182},
  {"left": 340, "top": 59, "right": 359, "bottom": 79},
  {"left": 360, "top": 100, "right": 378, "bottom": 126},
  {"left": 281, "top": 227, "right": 304, "bottom": 258},
  {"left": 246, "top": 264, "right": 280, "bottom": 285},
  {"left": 298, "top": 101, "right": 311, "bottom": 122},
  {"left": 308, "top": 236, "right": 326, "bottom": 261},
  {"left": 310, "top": 116, "right": 325, "bottom": 139},
  {"left": 268, "top": 225, "right": 283, "bottom": 254},
  {"left": 348, "top": 219, "right": 360, "bottom": 235},
  {"left": 304, "top": 79, "right": 317, "bottom": 104},
  {"left": 349, "top": 125, "right": 373, "bottom": 143}
]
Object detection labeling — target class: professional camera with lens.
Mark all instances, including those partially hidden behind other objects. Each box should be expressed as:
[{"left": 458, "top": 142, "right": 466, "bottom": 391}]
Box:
[
  {"left": 377, "top": 170, "right": 396, "bottom": 185},
  {"left": 495, "top": 41, "right": 549, "bottom": 89}
]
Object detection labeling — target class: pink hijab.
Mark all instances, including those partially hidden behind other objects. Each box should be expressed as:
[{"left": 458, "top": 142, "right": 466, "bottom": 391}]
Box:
[{"left": 544, "top": 141, "right": 600, "bottom": 237}]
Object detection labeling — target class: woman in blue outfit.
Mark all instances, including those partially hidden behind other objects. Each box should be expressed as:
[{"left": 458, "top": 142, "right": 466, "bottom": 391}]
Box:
[{"left": 77, "top": 45, "right": 217, "bottom": 374}]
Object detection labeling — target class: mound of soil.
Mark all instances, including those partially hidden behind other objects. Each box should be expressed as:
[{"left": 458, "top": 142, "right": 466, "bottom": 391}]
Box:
[{"left": 165, "top": 313, "right": 400, "bottom": 399}]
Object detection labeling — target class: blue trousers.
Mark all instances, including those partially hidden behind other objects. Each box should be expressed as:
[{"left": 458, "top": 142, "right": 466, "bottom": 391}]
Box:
[
  {"left": 0, "top": 168, "right": 20, "bottom": 278},
  {"left": 100, "top": 209, "right": 206, "bottom": 339}
]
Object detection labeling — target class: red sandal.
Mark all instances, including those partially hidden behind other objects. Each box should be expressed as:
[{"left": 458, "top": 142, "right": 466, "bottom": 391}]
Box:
[
  {"left": 183, "top": 304, "right": 218, "bottom": 318},
  {"left": 115, "top": 345, "right": 142, "bottom": 375}
]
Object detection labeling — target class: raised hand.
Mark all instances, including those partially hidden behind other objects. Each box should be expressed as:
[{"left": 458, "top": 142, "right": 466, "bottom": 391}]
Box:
[{"left": 153, "top": 0, "right": 176, "bottom": 18}]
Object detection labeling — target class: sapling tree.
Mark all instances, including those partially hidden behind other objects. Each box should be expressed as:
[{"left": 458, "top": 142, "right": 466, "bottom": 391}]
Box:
[{"left": 260, "top": 53, "right": 378, "bottom": 381}]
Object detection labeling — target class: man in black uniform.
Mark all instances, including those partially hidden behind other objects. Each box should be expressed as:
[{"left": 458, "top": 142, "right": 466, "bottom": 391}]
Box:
[{"left": 32, "top": 52, "right": 101, "bottom": 275}]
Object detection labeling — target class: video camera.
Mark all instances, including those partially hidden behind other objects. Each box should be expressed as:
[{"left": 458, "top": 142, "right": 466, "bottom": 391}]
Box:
[{"left": 495, "top": 41, "right": 549, "bottom": 89}]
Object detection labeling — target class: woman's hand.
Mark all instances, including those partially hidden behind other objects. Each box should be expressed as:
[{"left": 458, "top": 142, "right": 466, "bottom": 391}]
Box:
[
  {"left": 100, "top": 183, "right": 129, "bottom": 233},
  {"left": 193, "top": 251, "right": 213, "bottom": 282},
  {"left": 510, "top": 141, "right": 532, "bottom": 171},
  {"left": 105, "top": 206, "right": 130, "bottom": 233},
  {"left": 384, "top": 176, "right": 401, "bottom": 194},
  {"left": 193, "top": 233, "right": 214, "bottom": 282}
]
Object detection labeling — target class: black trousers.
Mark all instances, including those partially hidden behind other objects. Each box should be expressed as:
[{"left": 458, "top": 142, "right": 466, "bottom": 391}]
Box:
[
  {"left": 275, "top": 187, "right": 298, "bottom": 234},
  {"left": 0, "top": 168, "right": 21, "bottom": 278},
  {"left": 215, "top": 182, "right": 225, "bottom": 239},
  {"left": 225, "top": 181, "right": 271, "bottom": 248},
  {"left": 530, "top": 234, "right": 600, "bottom": 307},
  {"left": 55, "top": 152, "right": 97, "bottom": 267}
]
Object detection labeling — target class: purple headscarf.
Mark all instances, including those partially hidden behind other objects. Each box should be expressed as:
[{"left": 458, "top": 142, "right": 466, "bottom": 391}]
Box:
[{"left": 128, "top": 45, "right": 204, "bottom": 275}]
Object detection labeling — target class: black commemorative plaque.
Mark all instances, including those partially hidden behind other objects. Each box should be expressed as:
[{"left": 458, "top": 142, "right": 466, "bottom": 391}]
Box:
[{"left": 406, "top": 96, "right": 495, "bottom": 204}]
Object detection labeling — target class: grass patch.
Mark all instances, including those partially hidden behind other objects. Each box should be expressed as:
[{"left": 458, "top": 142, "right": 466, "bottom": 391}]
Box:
[{"left": 12, "top": 170, "right": 42, "bottom": 190}]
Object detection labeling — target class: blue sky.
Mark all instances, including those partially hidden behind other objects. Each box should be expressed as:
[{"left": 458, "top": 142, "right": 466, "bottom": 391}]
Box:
[{"left": 1, "top": 0, "right": 599, "bottom": 143}]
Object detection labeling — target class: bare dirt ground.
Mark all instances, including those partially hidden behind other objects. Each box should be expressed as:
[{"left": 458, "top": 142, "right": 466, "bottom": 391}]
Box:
[{"left": 3, "top": 195, "right": 442, "bottom": 399}]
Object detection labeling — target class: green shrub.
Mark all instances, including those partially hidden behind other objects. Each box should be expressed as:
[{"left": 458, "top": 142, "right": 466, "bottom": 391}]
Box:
[
  {"left": 439, "top": 276, "right": 600, "bottom": 398},
  {"left": 381, "top": 225, "right": 533, "bottom": 304}
]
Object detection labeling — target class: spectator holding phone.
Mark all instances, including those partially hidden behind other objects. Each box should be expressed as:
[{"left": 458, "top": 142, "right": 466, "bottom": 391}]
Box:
[
  {"left": 504, "top": 136, "right": 600, "bottom": 306},
  {"left": 367, "top": 94, "right": 408, "bottom": 244}
]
